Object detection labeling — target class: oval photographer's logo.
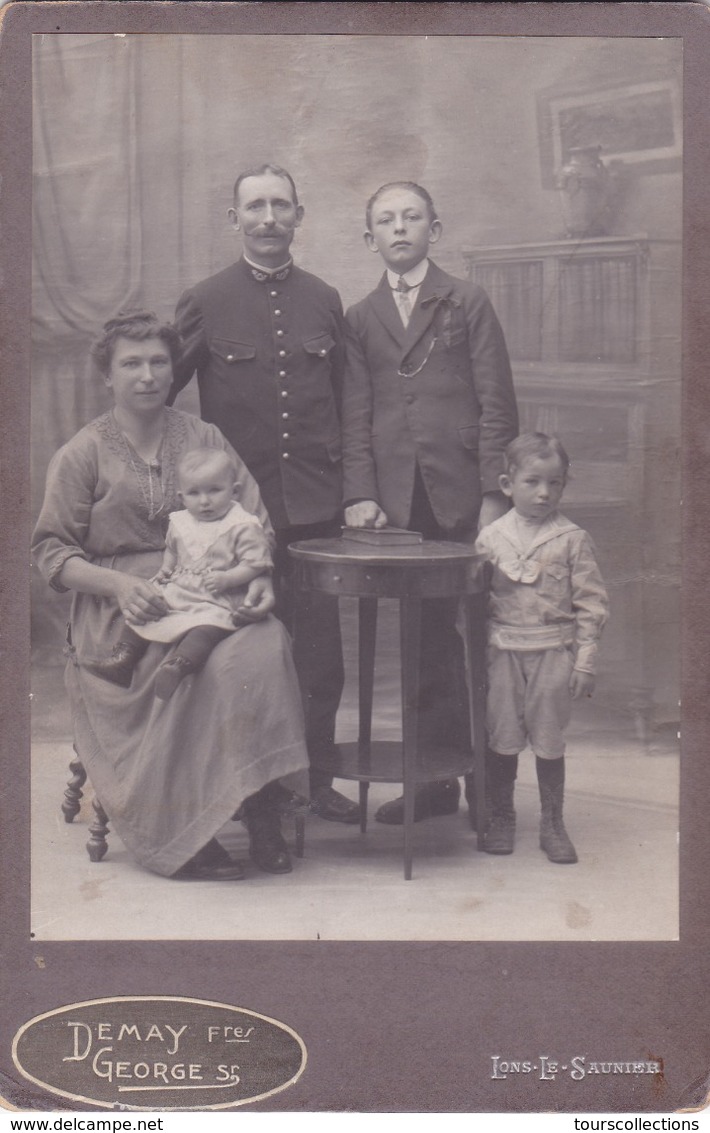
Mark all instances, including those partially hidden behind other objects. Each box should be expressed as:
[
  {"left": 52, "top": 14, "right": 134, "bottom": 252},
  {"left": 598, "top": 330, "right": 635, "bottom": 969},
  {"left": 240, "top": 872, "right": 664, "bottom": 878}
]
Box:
[{"left": 12, "top": 996, "right": 307, "bottom": 1110}]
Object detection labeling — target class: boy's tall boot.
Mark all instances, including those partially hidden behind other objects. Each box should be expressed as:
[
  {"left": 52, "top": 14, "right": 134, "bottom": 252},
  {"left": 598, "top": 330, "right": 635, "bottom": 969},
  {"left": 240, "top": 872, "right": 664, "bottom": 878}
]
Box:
[
  {"left": 536, "top": 755, "right": 578, "bottom": 864},
  {"left": 464, "top": 771, "right": 491, "bottom": 833},
  {"left": 483, "top": 751, "right": 518, "bottom": 855}
]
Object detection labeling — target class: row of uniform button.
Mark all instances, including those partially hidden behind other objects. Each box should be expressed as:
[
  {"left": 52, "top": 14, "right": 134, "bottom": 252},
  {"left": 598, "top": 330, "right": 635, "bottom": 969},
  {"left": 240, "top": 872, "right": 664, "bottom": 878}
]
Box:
[{"left": 271, "top": 290, "right": 290, "bottom": 458}]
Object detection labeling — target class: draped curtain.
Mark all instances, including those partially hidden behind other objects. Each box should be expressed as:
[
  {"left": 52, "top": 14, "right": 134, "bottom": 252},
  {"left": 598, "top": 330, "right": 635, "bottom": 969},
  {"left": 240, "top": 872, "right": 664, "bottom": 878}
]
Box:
[{"left": 32, "top": 34, "right": 146, "bottom": 641}]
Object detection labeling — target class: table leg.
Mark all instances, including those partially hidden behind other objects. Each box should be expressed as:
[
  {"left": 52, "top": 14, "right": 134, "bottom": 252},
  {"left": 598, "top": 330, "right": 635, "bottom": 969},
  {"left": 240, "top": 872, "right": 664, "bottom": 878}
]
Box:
[
  {"left": 358, "top": 597, "right": 378, "bottom": 833},
  {"left": 358, "top": 781, "right": 369, "bottom": 831},
  {"left": 400, "top": 595, "right": 421, "bottom": 880},
  {"left": 463, "top": 594, "right": 488, "bottom": 851}
]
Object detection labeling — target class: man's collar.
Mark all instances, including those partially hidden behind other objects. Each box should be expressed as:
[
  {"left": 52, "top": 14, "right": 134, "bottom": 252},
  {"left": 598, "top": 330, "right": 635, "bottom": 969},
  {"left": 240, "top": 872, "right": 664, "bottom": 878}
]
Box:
[
  {"left": 386, "top": 258, "right": 430, "bottom": 291},
  {"left": 243, "top": 255, "right": 293, "bottom": 282}
]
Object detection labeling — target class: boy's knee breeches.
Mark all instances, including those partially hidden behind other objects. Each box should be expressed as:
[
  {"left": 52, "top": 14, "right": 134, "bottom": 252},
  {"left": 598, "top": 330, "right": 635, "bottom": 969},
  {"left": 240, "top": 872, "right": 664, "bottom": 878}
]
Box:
[{"left": 486, "top": 645, "right": 574, "bottom": 759}]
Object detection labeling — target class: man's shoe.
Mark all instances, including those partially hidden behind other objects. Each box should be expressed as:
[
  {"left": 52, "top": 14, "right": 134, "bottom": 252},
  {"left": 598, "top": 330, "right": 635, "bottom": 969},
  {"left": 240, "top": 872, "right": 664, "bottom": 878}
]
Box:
[
  {"left": 310, "top": 785, "right": 360, "bottom": 824},
  {"left": 155, "top": 654, "right": 196, "bottom": 700},
  {"left": 266, "top": 783, "right": 311, "bottom": 816},
  {"left": 84, "top": 640, "right": 146, "bottom": 688},
  {"left": 173, "top": 839, "right": 245, "bottom": 881},
  {"left": 375, "top": 779, "right": 461, "bottom": 825}
]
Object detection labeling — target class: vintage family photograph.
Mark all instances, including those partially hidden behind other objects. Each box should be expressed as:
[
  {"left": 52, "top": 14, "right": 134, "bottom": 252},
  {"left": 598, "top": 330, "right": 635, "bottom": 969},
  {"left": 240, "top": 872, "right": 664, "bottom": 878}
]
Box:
[{"left": 28, "top": 30, "right": 681, "bottom": 943}]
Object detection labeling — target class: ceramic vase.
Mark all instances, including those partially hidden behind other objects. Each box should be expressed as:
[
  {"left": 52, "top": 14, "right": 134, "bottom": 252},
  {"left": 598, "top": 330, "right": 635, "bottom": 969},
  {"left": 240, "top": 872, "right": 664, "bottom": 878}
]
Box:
[{"left": 557, "top": 145, "right": 611, "bottom": 238}]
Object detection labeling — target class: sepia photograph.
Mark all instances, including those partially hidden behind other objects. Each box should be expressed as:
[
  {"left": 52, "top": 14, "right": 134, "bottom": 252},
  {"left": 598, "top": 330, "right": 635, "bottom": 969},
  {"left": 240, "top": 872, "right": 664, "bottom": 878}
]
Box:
[
  {"left": 2, "top": 0, "right": 708, "bottom": 1116},
  {"left": 28, "top": 30, "right": 680, "bottom": 942}
]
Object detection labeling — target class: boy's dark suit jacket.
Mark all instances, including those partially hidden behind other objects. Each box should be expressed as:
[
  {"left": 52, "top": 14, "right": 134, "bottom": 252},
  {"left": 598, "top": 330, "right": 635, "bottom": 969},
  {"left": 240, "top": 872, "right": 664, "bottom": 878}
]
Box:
[{"left": 343, "top": 260, "right": 518, "bottom": 533}]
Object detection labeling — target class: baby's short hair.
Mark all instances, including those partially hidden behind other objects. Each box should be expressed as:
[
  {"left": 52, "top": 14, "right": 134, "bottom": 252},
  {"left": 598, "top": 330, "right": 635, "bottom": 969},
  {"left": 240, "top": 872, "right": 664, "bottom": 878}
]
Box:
[
  {"left": 177, "top": 447, "right": 237, "bottom": 484},
  {"left": 504, "top": 433, "right": 570, "bottom": 478},
  {"left": 365, "top": 182, "right": 438, "bottom": 230}
]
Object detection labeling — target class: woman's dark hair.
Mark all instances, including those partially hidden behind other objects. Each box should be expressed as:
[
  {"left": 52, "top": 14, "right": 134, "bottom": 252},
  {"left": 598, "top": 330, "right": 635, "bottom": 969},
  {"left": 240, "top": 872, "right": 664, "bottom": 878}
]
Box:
[{"left": 91, "top": 309, "right": 182, "bottom": 375}]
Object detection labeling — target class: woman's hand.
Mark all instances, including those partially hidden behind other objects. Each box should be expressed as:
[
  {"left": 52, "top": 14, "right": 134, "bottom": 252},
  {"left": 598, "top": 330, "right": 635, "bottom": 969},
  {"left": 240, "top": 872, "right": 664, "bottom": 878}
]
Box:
[
  {"left": 232, "top": 575, "right": 275, "bottom": 624},
  {"left": 114, "top": 573, "right": 170, "bottom": 625}
]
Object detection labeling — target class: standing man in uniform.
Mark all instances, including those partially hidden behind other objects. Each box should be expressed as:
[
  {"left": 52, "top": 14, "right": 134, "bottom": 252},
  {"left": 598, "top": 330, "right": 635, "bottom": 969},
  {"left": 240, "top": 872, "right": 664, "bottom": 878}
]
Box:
[
  {"left": 343, "top": 181, "right": 519, "bottom": 827},
  {"left": 170, "top": 163, "right": 359, "bottom": 824}
]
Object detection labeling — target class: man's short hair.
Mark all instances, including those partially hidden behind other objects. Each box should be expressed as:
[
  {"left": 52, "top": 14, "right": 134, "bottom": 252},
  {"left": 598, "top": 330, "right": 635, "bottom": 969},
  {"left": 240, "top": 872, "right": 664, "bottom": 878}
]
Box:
[
  {"left": 504, "top": 432, "right": 570, "bottom": 478},
  {"left": 233, "top": 164, "right": 299, "bottom": 208},
  {"left": 365, "top": 182, "right": 438, "bottom": 230}
]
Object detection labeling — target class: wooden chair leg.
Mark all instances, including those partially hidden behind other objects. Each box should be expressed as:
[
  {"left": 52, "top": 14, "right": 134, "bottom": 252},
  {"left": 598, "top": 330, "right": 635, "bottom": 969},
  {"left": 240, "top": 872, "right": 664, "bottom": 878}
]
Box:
[
  {"left": 87, "top": 797, "right": 110, "bottom": 862},
  {"left": 62, "top": 751, "right": 87, "bottom": 823}
]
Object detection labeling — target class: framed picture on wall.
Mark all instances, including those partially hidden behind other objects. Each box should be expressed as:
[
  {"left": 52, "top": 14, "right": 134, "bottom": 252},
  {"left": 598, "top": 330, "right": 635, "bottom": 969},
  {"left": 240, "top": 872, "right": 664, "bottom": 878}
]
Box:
[{"left": 536, "top": 75, "right": 683, "bottom": 187}]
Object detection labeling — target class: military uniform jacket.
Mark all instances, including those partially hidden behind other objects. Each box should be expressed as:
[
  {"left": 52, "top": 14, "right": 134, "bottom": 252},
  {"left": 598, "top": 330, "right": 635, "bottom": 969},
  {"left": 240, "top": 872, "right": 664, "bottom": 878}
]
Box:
[
  {"left": 342, "top": 260, "right": 518, "bottom": 533},
  {"left": 171, "top": 257, "right": 346, "bottom": 530}
]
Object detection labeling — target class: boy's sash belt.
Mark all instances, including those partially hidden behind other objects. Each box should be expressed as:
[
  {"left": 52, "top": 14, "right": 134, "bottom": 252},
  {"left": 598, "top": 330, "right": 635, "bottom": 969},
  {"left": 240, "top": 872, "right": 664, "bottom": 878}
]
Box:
[{"left": 488, "top": 622, "right": 575, "bottom": 652}]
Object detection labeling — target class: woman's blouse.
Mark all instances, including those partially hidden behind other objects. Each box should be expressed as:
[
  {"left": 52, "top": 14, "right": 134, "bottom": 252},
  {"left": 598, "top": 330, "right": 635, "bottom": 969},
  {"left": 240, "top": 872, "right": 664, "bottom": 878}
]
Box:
[{"left": 32, "top": 408, "right": 273, "bottom": 591}]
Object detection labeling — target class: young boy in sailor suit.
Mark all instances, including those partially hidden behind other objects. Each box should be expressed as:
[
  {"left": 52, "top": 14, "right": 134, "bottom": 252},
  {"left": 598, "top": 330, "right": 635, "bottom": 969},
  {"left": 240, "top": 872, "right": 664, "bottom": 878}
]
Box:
[{"left": 475, "top": 432, "right": 609, "bottom": 863}]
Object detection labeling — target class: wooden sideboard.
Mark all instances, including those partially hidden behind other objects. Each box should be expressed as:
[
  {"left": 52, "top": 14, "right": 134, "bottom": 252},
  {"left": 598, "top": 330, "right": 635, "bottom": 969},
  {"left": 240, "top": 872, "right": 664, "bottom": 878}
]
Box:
[{"left": 462, "top": 236, "right": 681, "bottom": 734}]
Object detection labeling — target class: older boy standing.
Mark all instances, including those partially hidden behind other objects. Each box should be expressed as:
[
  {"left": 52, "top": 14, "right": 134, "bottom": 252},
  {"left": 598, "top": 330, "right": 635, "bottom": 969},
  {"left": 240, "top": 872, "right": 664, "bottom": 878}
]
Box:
[{"left": 342, "top": 182, "right": 518, "bottom": 826}]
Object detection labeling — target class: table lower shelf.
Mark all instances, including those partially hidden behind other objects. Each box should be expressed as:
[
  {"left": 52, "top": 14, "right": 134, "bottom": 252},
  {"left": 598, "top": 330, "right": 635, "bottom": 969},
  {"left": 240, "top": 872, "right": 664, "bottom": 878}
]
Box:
[{"left": 332, "top": 740, "right": 475, "bottom": 785}]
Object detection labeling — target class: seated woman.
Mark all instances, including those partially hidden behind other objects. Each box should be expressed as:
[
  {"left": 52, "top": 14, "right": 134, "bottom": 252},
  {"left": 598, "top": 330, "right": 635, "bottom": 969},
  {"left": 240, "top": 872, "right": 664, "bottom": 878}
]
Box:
[{"left": 32, "top": 310, "right": 309, "bottom": 881}]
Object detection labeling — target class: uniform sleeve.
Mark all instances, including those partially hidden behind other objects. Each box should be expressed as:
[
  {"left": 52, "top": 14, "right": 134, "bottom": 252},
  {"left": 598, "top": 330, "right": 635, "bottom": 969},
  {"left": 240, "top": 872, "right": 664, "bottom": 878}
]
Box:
[
  {"left": 570, "top": 532, "right": 609, "bottom": 674},
  {"left": 341, "top": 309, "right": 382, "bottom": 506},
  {"left": 31, "top": 439, "right": 96, "bottom": 591},
  {"left": 169, "top": 288, "right": 210, "bottom": 403},
  {"left": 197, "top": 421, "right": 275, "bottom": 547},
  {"left": 463, "top": 287, "right": 519, "bottom": 495}
]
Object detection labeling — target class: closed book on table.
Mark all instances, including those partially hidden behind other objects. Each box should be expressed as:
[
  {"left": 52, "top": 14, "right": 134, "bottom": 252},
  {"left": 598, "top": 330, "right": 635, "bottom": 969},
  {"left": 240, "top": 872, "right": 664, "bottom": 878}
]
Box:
[{"left": 341, "top": 526, "right": 423, "bottom": 546}]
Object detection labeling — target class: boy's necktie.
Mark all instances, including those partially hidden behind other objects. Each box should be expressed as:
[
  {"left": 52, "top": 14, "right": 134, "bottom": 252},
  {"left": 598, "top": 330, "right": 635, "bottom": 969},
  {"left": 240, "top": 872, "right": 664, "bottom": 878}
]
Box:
[{"left": 394, "top": 276, "right": 414, "bottom": 326}]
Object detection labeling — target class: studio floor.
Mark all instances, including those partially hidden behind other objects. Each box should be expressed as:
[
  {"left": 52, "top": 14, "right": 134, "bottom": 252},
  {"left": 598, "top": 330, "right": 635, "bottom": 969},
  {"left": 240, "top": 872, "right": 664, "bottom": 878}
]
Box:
[{"left": 30, "top": 602, "right": 679, "bottom": 943}]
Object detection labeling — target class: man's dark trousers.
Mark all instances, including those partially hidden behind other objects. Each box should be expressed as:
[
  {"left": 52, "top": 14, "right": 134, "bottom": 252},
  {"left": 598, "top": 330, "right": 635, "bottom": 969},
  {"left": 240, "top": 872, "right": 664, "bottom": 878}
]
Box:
[{"left": 273, "top": 518, "right": 344, "bottom": 792}]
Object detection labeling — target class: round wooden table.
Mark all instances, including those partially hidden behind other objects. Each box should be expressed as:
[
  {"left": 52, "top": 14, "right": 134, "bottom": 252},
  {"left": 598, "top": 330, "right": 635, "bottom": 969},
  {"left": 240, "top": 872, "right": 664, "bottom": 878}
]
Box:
[{"left": 288, "top": 537, "right": 488, "bottom": 879}]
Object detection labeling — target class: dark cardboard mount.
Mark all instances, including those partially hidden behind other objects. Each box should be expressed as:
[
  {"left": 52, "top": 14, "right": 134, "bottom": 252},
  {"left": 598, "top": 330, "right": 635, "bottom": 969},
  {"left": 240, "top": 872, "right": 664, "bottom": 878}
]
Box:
[{"left": 1, "top": 1, "right": 709, "bottom": 1115}]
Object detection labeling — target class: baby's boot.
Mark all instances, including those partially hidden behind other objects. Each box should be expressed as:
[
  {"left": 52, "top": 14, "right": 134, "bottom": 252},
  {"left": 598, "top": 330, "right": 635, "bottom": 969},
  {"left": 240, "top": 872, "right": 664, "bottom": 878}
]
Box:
[
  {"left": 155, "top": 654, "right": 197, "bottom": 700},
  {"left": 84, "top": 638, "right": 147, "bottom": 688}
]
